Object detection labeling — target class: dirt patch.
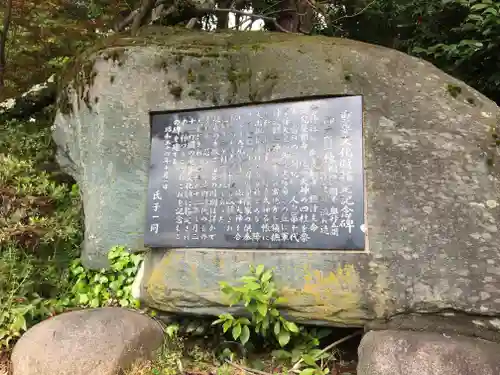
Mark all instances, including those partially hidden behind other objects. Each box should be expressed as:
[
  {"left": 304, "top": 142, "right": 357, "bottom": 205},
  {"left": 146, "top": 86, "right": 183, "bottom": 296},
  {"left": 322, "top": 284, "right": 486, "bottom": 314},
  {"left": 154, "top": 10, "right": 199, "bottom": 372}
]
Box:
[
  {"left": 0, "top": 352, "right": 12, "bottom": 375},
  {"left": 0, "top": 187, "right": 55, "bottom": 252}
]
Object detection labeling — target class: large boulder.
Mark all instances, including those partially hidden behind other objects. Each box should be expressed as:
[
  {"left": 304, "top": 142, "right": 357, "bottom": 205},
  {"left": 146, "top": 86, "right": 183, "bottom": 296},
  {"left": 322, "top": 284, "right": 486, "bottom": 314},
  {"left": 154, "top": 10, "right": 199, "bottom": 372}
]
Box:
[
  {"left": 11, "top": 308, "right": 164, "bottom": 375},
  {"left": 357, "top": 330, "right": 500, "bottom": 375},
  {"left": 52, "top": 27, "right": 500, "bottom": 326}
]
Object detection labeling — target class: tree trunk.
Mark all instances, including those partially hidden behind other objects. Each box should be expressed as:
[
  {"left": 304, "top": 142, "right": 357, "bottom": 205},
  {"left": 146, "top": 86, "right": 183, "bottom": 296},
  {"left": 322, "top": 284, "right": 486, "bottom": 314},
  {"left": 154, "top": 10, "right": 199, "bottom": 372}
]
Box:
[
  {"left": 216, "top": 0, "right": 231, "bottom": 29},
  {"left": 0, "top": 0, "right": 14, "bottom": 88},
  {"left": 274, "top": 0, "right": 313, "bottom": 33},
  {"left": 131, "top": 0, "right": 155, "bottom": 36}
]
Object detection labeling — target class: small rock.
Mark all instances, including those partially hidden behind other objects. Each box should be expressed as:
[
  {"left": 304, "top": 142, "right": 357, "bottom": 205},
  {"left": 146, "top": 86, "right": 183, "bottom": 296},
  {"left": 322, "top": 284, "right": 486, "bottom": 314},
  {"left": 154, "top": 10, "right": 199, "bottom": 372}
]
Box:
[
  {"left": 357, "top": 330, "right": 500, "bottom": 375},
  {"left": 11, "top": 307, "right": 164, "bottom": 375}
]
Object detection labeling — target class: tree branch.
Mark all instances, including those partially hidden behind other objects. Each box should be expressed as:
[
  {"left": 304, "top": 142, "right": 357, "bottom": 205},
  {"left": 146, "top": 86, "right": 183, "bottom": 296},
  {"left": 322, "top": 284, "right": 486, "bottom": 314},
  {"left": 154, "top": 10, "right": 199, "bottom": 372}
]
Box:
[
  {"left": 131, "top": 0, "right": 155, "bottom": 36},
  {"left": 0, "top": 0, "right": 14, "bottom": 88},
  {"left": 329, "top": 0, "right": 378, "bottom": 25},
  {"left": 195, "top": 7, "right": 294, "bottom": 33},
  {"left": 115, "top": 8, "right": 139, "bottom": 32}
]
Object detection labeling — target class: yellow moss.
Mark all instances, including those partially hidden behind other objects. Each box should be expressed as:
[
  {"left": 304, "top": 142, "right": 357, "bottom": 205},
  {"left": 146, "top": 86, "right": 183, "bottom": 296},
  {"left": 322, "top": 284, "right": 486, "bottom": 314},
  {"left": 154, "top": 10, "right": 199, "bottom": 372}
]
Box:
[
  {"left": 144, "top": 253, "right": 369, "bottom": 325},
  {"left": 146, "top": 251, "right": 175, "bottom": 290},
  {"left": 302, "top": 264, "right": 360, "bottom": 296},
  {"left": 277, "top": 264, "right": 365, "bottom": 324}
]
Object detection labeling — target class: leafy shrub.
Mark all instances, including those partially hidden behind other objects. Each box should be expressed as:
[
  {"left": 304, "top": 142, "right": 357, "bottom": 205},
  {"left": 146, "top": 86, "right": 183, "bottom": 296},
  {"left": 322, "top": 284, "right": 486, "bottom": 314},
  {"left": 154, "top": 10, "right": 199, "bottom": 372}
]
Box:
[
  {"left": 326, "top": 0, "right": 500, "bottom": 103},
  {"left": 0, "top": 110, "right": 147, "bottom": 350},
  {"left": 63, "top": 245, "right": 143, "bottom": 309},
  {"left": 213, "top": 265, "right": 335, "bottom": 375},
  {"left": 0, "top": 144, "right": 82, "bottom": 348},
  {"left": 414, "top": 0, "right": 500, "bottom": 101}
]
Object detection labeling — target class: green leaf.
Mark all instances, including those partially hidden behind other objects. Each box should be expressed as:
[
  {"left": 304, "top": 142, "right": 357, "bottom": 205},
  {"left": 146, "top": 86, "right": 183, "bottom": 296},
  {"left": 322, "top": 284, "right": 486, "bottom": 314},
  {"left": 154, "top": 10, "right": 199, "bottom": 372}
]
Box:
[
  {"left": 223, "top": 320, "right": 232, "bottom": 333},
  {"left": 166, "top": 324, "right": 179, "bottom": 338},
  {"left": 270, "top": 308, "right": 280, "bottom": 317},
  {"left": 302, "top": 354, "right": 318, "bottom": 367},
  {"left": 78, "top": 293, "right": 89, "bottom": 305},
  {"left": 261, "top": 270, "right": 273, "bottom": 283},
  {"left": 272, "top": 349, "right": 292, "bottom": 360},
  {"left": 255, "top": 265, "right": 265, "bottom": 277},
  {"left": 232, "top": 324, "right": 242, "bottom": 340},
  {"left": 299, "top": 368, "right": 316, "bottom": 375},
  {"left": 285, "top": 321, "right": 299, "bottom": 333},
  {"left": 467, "top": 13, "right": 484, "bottom": 21},
  {"left": 274, "top": 321, "right": 281, "bottom": 336},
  {"left": 11, "top": 315, "right": 27, "bottom": 332},
  {"left": 246, "top": 282, "right": 261, "bottom": 290},
  {"left": 278, "top": 330, "right": 290, "bottom": 347},
  {"left": 308, "top": 349, "right": 325, "bottom": 359},
  {"left": 471, "top": 3, "right": 489, "bottom": 10},
  {"left": 90, "top": 298, "right": 100, "bottom": 308},
  {"left": 291, "top": 349, "right": 303, "bottom": 362},
  {"left": 240, "top": 276, "right": 258, "bottom": 283},
  {"left": 257, "top": 303, "right": 267, "bottom": 316},
  {"left": 240, "top": 325, "right": 250, "bottom": 345},
  {"left": 229, "top": 293, "right": 242, "bottom": 306},
  {"left": 237, "top": 317, "right": 251, "bottom": 325},
  {"left": 262, "top": 315, "right": 270, "bottom": 331},
  {"left": 109, "top": 280, "right": 121, "bottom": 291}
]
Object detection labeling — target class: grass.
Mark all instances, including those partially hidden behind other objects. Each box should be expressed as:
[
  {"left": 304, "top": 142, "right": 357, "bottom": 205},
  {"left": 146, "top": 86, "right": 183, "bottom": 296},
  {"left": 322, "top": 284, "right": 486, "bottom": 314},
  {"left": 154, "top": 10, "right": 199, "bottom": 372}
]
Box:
[
  {"left": 120, "top": 325, "right": 359, "bottom": 375},
  {"left": 0, "top": 108, "right": 83, "bottom": 352}
]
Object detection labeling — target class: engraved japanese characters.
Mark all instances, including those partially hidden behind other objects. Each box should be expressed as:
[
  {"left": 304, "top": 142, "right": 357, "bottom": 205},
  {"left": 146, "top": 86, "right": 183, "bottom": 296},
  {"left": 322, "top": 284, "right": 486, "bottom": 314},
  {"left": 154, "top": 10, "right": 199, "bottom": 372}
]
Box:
[{"left": 145, "top": 95, "right": 366, "bottom": 251}]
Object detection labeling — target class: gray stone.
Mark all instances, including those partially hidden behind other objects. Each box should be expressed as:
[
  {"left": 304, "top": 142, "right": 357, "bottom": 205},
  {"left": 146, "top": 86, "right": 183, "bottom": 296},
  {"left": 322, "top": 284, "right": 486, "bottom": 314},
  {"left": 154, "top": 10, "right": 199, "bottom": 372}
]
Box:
[
  {"left": 357, "top": 330, "right": 500, "bottom": 375},
  {"left": 366, "top": 313, "right": 500, "bottom": 343},
  {"left": 11, "top": 307, "right": 164, "bottom": 375},
  {"left": 52, "top": 27, "right": 500, "bottom": 326}
]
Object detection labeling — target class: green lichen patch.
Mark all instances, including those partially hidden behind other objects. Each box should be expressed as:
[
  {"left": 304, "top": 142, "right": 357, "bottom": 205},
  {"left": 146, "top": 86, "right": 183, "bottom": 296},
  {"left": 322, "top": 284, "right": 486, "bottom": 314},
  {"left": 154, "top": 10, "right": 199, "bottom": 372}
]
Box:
[
  {"left": 169, "top": 85, "right": 183, "bottom": 100},
  {"left": 100, "top": 47, "right": 128, "bottom": 65},
  {"left": 57, "top": 57, "right": 97, "bottom": 115},
  {"left": 154, "top": 57, "right": 170, "bottom": 72},
  {"left": 446, "top": 83, "right": 462, "bottom": 98},
  {"left": 187, "top": 68, "right": 196, "bottom": 84}
]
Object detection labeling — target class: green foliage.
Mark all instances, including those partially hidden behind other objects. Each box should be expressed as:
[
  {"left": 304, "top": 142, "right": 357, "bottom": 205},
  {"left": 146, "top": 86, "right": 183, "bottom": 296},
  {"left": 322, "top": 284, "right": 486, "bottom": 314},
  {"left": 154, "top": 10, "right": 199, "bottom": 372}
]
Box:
[
  {"left": 0, "top": 115, "right": 143, "bottom": 350},
  {"left": 416, "top": 0, "right": 500, "bottom": 100},
  {"left": 327, "top": 0, "right": 500, "bottom": 103},
  {"left": 63, "top": 246, "right": 143, "bottom": 309},
  {"left": 213, "top": 265, "right": 335, "bottom": 375},
  {"left": 0, "top": 243, "right": 142, "bottom": 348},
  {"left": 0, "top": 121, "right": 82, "bottom": 349},
  {"left": 0, "top": 245, "right": 61, "bottom": 348},
  {"left": 0, "top": 0, "right": 118, "bottom": 100},
  {"left": 0, "top": 112, "right": 54, "bottom": 163},
  {"left": 213, "top": 264, "right": 295, "bottom": 347}
]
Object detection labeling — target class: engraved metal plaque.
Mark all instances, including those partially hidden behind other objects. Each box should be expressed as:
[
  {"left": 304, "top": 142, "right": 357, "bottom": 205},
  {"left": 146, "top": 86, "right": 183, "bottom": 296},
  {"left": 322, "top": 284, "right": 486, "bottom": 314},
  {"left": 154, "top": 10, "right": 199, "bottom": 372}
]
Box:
[{"left": 145, "top": 95, "right": 366, "bottom": 250}]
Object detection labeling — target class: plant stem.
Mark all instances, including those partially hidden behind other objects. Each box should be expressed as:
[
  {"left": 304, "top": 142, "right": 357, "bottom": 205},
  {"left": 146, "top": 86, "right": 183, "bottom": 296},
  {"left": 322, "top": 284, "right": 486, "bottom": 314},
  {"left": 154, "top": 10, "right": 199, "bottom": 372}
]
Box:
[
  {"left": 225, "top": 359, "right": 274, "bottom": 375},
  {"left": 290, "top": 330, "right": 363, "bottom": 371}
]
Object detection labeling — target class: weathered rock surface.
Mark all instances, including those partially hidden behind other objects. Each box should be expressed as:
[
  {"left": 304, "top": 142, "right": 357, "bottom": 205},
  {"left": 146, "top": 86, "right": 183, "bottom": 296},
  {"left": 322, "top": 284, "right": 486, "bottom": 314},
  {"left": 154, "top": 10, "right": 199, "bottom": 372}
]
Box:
[
  {"left": 53, "top": 27, "right": 500, "bottom": 326},
  {"left": 11, "top": 307, "right": 164, "bottom": 375},
  {"left": 357, "top": 330, "right": 500, "bottom": 375},
  {"left": 366, "top": 313, "right": 500, "bottom": 343}
]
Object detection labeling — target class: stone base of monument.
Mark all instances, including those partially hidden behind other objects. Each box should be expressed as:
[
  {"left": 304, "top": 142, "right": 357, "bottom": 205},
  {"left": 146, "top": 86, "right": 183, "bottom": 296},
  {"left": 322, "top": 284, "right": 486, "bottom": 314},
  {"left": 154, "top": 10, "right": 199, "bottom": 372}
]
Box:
[{"left": 357, "top": 329, "right": 500, "bottom": 375}]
